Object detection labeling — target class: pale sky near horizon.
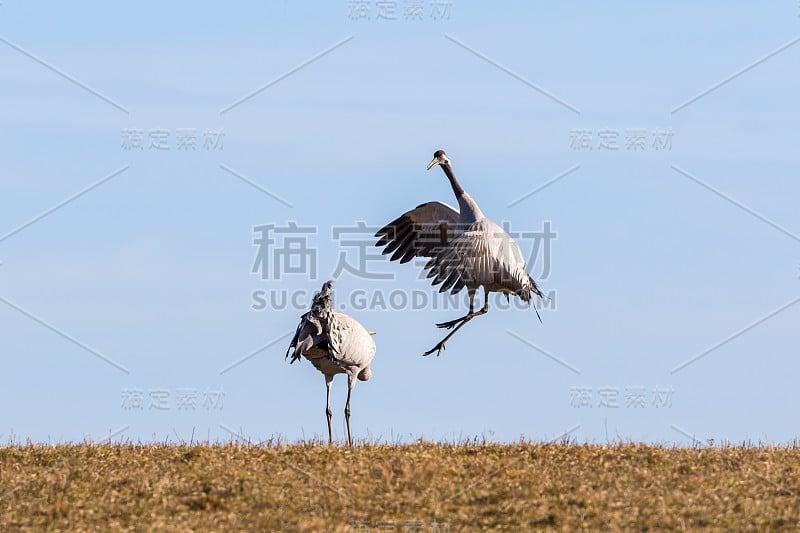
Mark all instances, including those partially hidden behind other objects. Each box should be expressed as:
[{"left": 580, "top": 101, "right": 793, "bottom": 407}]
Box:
[{"left": 1, "top": 1, "right": 799, "bottom": 446}]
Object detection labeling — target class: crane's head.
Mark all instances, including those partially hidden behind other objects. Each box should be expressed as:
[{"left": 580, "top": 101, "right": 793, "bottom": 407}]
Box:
[
  {"left": 426, "top": 149, "right": 450, "bottom": 171},
  {"left": 310, "top": 280, "right": 334, "bottom": 317}
]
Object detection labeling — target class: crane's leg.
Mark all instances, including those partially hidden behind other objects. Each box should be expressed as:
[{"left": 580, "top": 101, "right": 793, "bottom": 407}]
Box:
[
  {"left": 344, "top": 374, "right": 356, "bottom": 447},
  {"left": 423, "top": 296, "right": 489, "bottom": 356},
  {"left": 435, "top": 289, "right": 476, "bottom": 329},
  {"left": 325, "top": 374, "right": 334, "bottom": 445}
]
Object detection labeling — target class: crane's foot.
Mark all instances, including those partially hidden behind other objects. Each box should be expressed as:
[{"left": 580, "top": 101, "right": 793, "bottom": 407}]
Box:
[
  {"left": 435, "top": 314, "right": 472, "bottom": 329},
  {"left": 425, "top": 312, "right": 482, "bottom": 356},
  {"left": 422, "top": 342, "right": 446, "bottom": 357}
]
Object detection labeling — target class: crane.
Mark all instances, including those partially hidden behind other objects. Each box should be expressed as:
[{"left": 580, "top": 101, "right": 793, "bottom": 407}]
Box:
[
  {"left": 286, "top": 281, "right": 376, "bottom": 446},
  {"left": 375, "top": 149, "right": 542, "bottom": 356}
]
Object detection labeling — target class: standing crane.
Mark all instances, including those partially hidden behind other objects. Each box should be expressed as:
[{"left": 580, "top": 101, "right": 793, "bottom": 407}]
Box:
[
  {"left": 375, "top": 149, "right": 542, "bottom": 356},
  {"left": 286, "top": 281, "right": 376, "bottom": 446}
]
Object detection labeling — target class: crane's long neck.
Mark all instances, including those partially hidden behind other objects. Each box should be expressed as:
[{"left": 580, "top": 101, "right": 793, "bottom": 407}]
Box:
[{"left": 441, "top": 162, "right": 484, "bottom": 222}]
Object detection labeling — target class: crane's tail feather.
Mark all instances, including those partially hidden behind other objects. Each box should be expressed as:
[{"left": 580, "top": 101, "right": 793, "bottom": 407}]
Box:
[
  {"left": 525, "top": 277, "right": 543, "bottom": 323},
  {"left": 533, "top": 303, "right": 542, "bottom": 323}
]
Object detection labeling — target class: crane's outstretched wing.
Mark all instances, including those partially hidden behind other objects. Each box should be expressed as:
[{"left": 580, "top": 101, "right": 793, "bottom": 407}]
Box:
[
  {"left": 424, "top": 218, "right": 543, "bottom": 300},
  {"left": 375, "top": 201, "right": 461, "bottom": 264}
]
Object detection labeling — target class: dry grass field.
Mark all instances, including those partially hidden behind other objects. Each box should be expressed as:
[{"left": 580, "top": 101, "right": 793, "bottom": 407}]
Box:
[{"left": 1, "top": 441, "right": 799, "bottom": 531}]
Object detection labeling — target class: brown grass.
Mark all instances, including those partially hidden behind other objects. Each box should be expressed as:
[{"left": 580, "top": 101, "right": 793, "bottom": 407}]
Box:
[{"left": 1, "top": 441, "right": 799, "bottom": 531}]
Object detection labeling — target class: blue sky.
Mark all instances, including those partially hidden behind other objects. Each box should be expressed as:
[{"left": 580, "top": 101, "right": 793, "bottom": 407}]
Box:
[{"left": 1, "top": 1, "right": 798, "bottom": 445}]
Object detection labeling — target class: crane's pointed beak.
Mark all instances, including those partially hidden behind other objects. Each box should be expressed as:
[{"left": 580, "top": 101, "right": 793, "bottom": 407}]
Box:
[{"left": 426, "top": 158, "right": 440, "bottom": 171}]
